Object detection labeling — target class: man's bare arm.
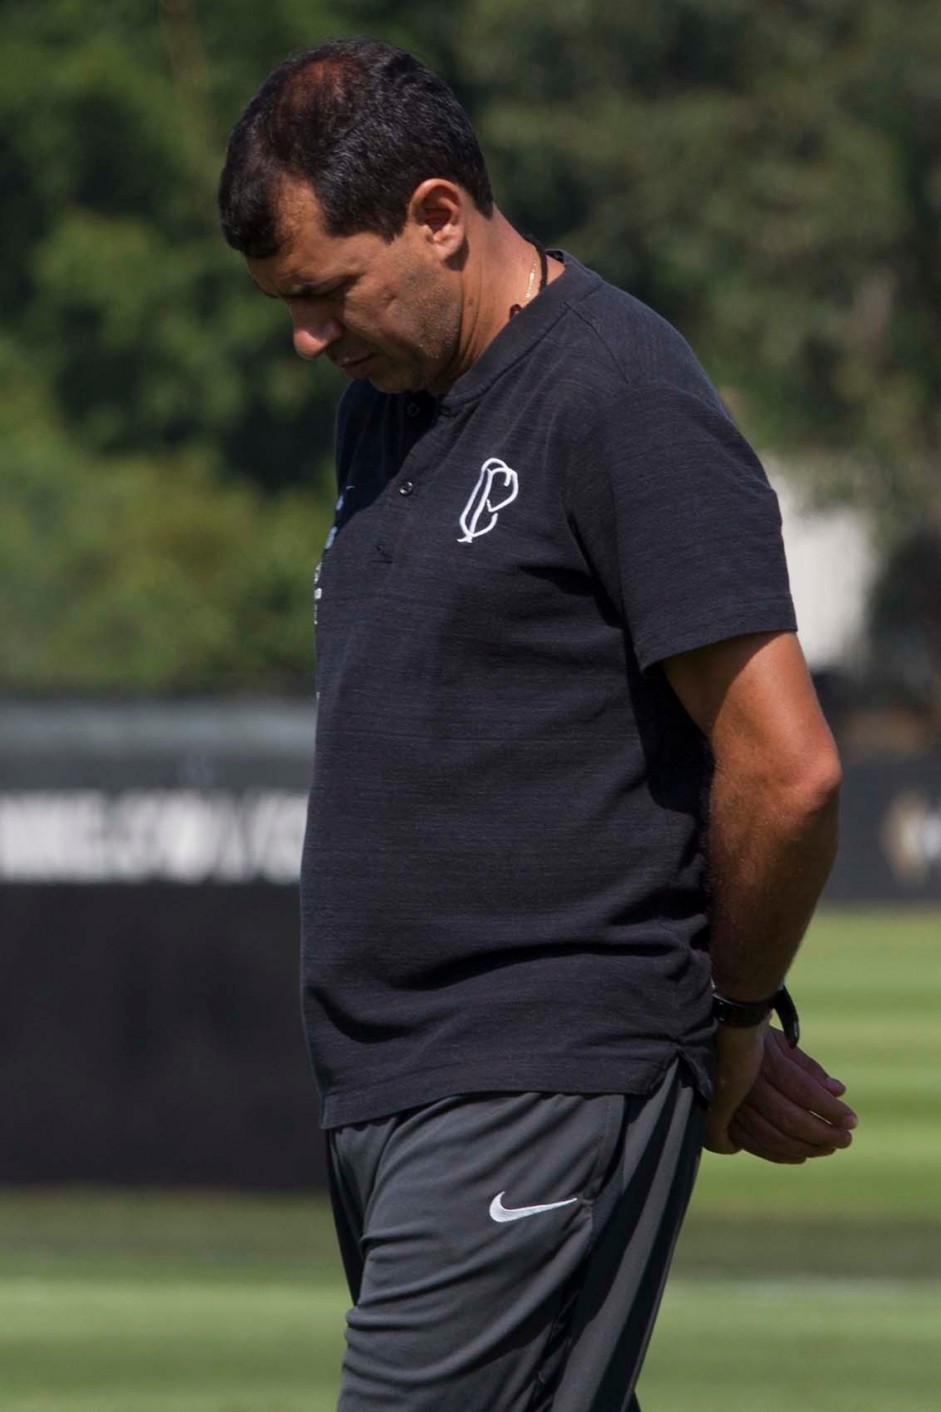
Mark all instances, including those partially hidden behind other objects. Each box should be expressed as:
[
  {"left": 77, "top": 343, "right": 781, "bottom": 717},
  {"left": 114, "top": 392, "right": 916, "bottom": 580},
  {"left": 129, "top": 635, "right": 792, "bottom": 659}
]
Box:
[{"left": 664, "top": 631, "right": 842, "bottom": 1154}]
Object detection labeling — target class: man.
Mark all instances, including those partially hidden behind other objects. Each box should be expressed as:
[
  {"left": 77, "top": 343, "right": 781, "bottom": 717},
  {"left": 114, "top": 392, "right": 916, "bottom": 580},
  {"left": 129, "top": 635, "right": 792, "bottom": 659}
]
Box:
[{"left": 219, "top": 39, "right": 856, "bottom": 1410}]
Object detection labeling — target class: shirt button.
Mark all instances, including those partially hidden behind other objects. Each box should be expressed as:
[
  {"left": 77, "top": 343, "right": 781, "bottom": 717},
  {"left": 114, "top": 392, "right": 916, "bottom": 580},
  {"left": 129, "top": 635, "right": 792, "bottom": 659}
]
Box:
[
  {"left": 406, "top": 401, "right": 420, "bottom": 417},
  {"left": 399, "top": 480, "right": 415, "bottom": 496}
]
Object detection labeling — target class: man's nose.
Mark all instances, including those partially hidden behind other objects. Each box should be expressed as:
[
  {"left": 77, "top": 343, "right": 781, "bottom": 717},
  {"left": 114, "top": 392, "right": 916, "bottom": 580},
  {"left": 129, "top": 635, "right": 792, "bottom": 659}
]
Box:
[{"left": 291, "top": 309, "right": 344, "bottom": 360}]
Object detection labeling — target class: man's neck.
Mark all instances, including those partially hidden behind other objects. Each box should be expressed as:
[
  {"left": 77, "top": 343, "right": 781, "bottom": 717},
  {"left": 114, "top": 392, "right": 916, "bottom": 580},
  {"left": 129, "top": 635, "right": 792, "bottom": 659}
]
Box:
[{"left": 428, "top": 213, "right": 562, "bottom": 395}]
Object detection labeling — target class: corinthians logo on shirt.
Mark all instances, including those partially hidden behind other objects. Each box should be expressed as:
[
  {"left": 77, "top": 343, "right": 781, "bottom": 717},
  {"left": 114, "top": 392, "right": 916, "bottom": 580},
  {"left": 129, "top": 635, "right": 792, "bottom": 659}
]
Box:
[{"left": 458, "top": 457, "right": 519, "bottom": 543}]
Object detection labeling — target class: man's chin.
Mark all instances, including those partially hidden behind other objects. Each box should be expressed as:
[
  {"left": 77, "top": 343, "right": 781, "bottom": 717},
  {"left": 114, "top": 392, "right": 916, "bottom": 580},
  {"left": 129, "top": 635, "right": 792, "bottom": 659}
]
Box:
[{"left": 367, "top": 366, "right": 424, "bottom": 394}]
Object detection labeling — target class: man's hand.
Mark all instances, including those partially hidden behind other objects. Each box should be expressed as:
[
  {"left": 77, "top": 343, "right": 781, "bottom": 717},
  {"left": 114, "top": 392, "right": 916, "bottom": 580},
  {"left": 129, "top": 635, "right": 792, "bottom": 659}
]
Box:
[
  {"left": 705, "top": 1023, "right": 768, "bottom": 1154},
  {"left": 728, "top": 1026, "right": 857, "bottom": 1163},
  {"left": 707, "top": 1024, "right": 858, "bottom": 1161}
]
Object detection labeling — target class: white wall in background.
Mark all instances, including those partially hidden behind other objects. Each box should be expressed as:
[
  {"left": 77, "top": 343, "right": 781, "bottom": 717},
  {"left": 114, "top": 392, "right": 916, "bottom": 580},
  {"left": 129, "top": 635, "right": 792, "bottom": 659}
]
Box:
[{"left": 766, "top": 459, "right": 876, "bottom": 671}]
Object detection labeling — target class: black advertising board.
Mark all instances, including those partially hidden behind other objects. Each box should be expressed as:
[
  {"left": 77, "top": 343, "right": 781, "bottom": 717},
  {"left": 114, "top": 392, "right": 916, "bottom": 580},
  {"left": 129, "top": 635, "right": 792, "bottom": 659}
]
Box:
[
  {"left": 826, "top": 756, "right": 941, "bottom": 903},
  {"left": 1, "top": 704, "right": 938, "bottom": 1188},
  {"left": 0, "top": 703, "right": 322, "bottom": 1188}
]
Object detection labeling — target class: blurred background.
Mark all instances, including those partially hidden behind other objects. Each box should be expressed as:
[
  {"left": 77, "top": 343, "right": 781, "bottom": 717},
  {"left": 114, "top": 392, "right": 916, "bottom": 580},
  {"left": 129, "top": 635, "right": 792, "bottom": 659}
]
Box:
[{"left": 1, "top": 2, "right": 940, "bottom": 1409}]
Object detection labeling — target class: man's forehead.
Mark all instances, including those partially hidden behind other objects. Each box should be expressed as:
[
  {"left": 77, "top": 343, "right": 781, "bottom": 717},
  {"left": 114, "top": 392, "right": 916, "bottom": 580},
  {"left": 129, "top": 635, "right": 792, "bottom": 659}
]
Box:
[
  {"left": 275, "top": 175, "right": 330, "bottom": 240},
  {"left": 246, "top": 183, "right": 361, "bottom": 294}
]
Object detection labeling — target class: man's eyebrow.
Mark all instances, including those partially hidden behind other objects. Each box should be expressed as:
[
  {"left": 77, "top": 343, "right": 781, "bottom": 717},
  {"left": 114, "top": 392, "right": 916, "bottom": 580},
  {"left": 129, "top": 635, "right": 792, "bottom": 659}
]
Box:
[
  {"left": 249, "top": 275, "right": 344, "bottom": 300},
  {"left": 288, "top": 278, "right": 346, "bottom": 298}
]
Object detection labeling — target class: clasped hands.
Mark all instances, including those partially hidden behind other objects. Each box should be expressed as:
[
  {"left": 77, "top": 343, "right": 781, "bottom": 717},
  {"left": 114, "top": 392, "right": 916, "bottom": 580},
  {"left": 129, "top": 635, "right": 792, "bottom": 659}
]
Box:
[{"left": 706, "top": 1023, "right": 857, "bottom": 1163}]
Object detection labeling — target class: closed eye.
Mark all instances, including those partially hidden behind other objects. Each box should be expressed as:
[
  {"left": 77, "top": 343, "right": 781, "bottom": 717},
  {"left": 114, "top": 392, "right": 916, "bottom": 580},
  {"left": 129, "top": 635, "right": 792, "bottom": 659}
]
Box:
[{"left": 292, "top": 280, "right": 349, "bottom": 302}]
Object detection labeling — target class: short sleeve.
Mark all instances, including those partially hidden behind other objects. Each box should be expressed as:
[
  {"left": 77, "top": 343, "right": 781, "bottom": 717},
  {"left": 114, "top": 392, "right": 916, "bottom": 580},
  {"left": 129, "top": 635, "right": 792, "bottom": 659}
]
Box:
[{"left": 565, "top": 381, "right": 797, "bottom": 671}]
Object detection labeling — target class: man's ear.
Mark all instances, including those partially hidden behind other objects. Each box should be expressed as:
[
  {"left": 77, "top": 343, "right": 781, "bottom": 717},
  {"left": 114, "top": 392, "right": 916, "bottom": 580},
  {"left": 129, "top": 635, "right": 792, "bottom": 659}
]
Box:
[{"left": 408, "top": 178, "right": 466, "bottom": 259}]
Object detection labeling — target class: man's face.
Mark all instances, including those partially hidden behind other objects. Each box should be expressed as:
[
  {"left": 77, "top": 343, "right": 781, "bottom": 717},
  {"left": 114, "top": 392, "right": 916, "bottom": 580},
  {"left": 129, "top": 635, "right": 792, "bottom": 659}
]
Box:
[{"left": 246, "top": 180, "right": 463, "bottom": 394}]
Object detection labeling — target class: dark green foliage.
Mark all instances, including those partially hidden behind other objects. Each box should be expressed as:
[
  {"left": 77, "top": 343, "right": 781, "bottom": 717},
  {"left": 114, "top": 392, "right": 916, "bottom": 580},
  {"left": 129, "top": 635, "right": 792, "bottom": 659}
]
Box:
[
  {"left": 463, "top": 0, "right": 941, "bottom": 506},
  {"left": 1, "top": 0, "right": 350, "bottom": 484},
  {"left": 0, "top": 385, "right": 334, "bottom": 695},
  {"left": 2, "top": 1, "right": 939, "bottom": 692}
]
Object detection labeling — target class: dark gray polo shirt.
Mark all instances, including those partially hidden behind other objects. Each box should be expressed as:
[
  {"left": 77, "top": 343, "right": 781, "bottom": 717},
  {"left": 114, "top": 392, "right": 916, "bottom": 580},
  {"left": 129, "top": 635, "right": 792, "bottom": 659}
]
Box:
[{"left": 301, "top": 252, "right": 796, "bottom": 1128}]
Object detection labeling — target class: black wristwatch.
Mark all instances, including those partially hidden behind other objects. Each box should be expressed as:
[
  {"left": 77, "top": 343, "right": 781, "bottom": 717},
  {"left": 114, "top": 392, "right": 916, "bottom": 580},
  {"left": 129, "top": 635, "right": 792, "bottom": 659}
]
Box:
[{"left": 712, "top": 984, "right": 800, "bottom": 1049}]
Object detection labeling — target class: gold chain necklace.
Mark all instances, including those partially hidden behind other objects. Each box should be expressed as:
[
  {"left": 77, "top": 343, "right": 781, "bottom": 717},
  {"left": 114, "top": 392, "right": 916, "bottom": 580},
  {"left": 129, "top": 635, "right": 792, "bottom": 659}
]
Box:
[
  {"left": 509, "top": 241, "right": 549, "bottom": 319},
  {"left": 522, "top": 248, "right": 538, "bottom": 306}
]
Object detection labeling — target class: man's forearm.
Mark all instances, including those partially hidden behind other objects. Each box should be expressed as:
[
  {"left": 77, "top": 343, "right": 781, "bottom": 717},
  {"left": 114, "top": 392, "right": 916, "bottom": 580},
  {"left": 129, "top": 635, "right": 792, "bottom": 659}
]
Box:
[
  {"left": 706, "top": 756, "right": 841, "bottom": 1000},
  {"left": 661, "top": 630, "right": 844, "bottom": 1154}
]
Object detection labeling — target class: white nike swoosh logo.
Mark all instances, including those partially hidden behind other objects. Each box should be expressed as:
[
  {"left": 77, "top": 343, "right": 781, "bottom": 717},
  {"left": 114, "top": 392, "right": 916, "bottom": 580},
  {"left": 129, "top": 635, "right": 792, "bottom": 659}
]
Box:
[{"left": 489, "top": 1191, "right": 579, "bottom": 1223}]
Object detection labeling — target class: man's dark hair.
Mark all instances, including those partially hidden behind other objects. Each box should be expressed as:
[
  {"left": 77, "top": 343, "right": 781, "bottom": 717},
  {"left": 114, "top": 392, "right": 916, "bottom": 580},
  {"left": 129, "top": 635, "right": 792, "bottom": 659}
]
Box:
[{"left": 218, "top": 39, "right": 494, "bottom": 256}]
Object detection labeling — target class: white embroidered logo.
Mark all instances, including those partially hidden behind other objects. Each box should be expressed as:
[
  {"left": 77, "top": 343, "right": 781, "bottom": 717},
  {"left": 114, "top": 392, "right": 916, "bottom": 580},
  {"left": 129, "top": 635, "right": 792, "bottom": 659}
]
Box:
[
  {"left": 324, "top": 487, "right": 349, "bottom": 552},
  {"left": 313, "top": 560, "right": 323, "bottom": 625},
  {"left": 458, "top": 458, "right": 519, "bottom": 544},
  {"left": 489, "top": 1191, "right": 579, "bottom": 1223}
]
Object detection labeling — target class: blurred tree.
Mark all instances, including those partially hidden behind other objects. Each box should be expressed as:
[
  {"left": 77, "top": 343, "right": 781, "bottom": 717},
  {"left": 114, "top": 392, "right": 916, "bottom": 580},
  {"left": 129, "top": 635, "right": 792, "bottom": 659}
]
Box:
[
  {"left": 461, "top": 0, "right": 941, "bottom": 535},
  {"left": 0, "top": 0, "right": 348, "bottom": 694},
  {"left": 0, "top": 0, "right": 351, "bottom": 490},
  {"left": 5, "top": 0, "right": 940, "bottom": 511},
  {"left": 3, "top": 0, "right": 940, "bottom": 695},
  {"left": 0, "top": 355, "right": 334, "bottom": 695}
]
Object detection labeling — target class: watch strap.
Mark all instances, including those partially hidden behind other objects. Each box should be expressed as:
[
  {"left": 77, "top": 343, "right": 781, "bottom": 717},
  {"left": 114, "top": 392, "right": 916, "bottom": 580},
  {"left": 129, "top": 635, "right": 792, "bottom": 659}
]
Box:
[{"left": 712, "top": 983, "right": 800, "bottom": 1049}]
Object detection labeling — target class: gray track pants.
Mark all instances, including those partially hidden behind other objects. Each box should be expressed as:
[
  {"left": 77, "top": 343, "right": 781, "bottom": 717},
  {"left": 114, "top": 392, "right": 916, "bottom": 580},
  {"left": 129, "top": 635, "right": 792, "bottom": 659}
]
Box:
[{"left": 327, "top": 1059, "right": 705, "bottom": 1411}]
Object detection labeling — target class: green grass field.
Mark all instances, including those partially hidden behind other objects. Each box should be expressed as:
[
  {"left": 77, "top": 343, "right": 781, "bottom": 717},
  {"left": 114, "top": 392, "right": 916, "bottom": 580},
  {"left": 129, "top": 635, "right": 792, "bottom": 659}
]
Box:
[{"left": 3, "top": 909, "right": 940, "bottom": 1412}]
